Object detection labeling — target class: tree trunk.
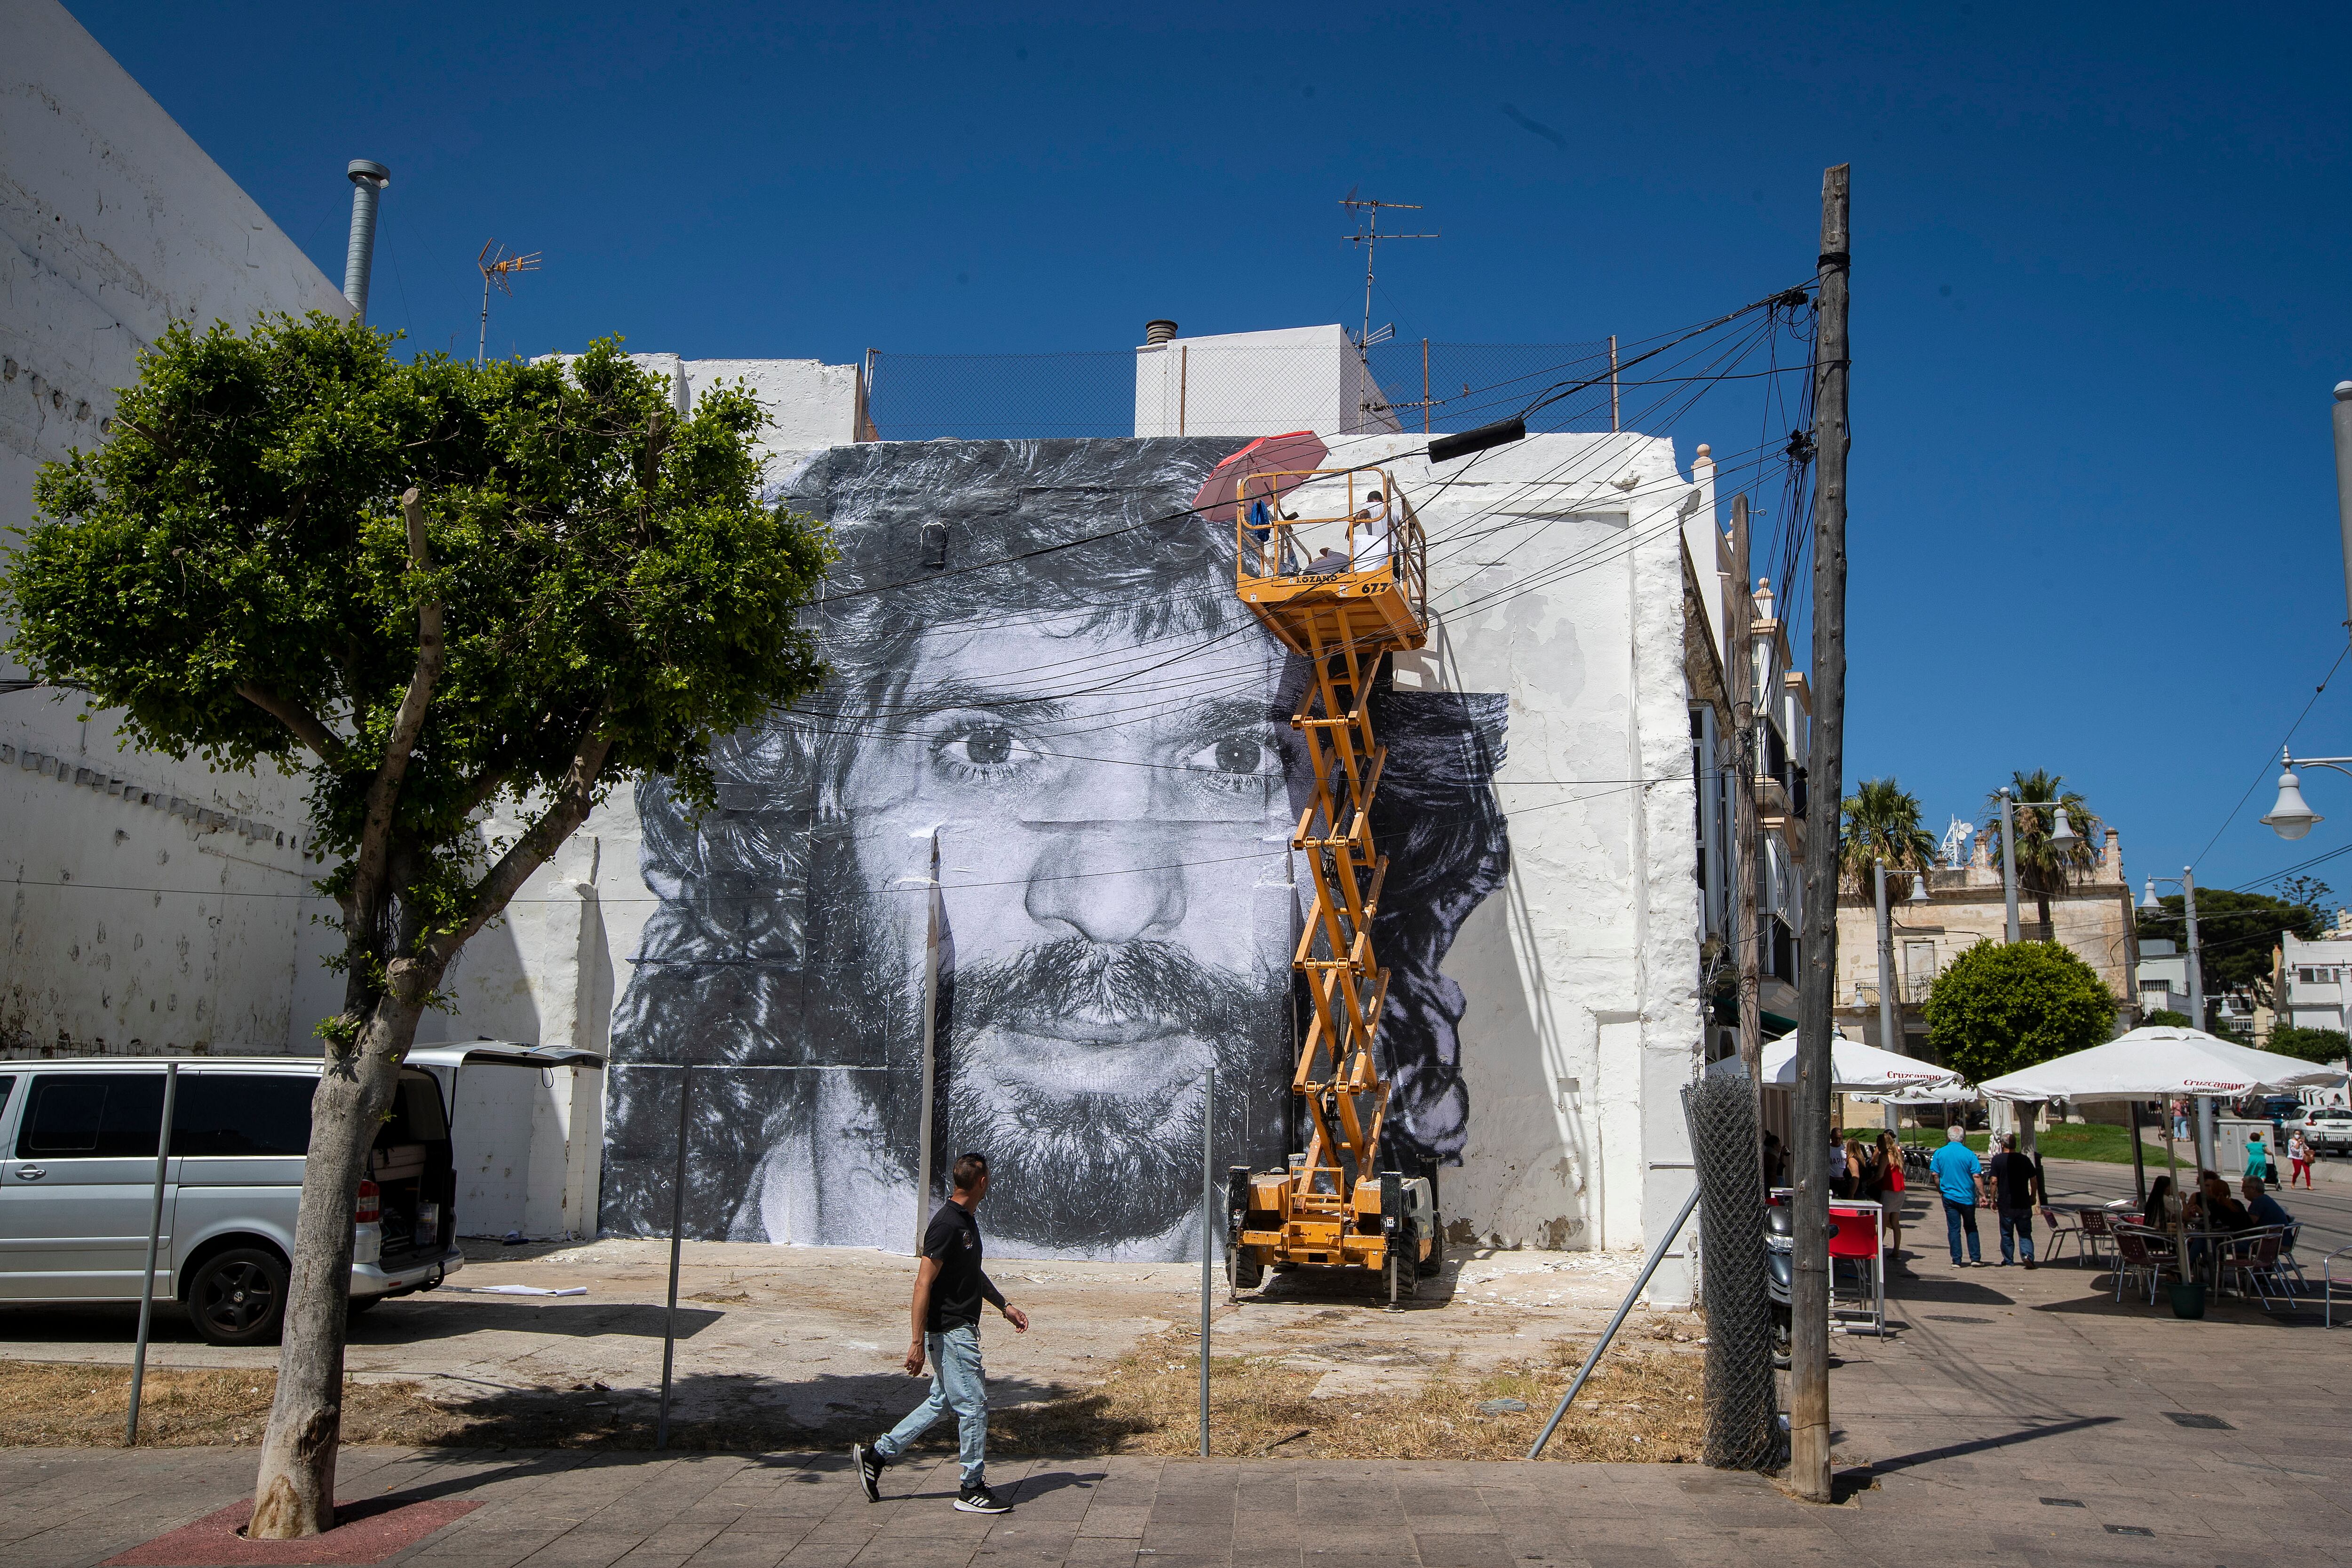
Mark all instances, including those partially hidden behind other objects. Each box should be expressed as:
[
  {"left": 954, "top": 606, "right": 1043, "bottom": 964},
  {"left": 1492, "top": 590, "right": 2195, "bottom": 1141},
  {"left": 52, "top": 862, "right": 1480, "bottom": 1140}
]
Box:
[{"left": 247, "top": 993, "right": 428, "bottom": 1538}]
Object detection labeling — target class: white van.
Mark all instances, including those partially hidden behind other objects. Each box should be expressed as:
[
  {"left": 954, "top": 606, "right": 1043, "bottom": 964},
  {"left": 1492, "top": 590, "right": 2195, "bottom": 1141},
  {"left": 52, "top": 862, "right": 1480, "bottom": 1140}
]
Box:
[{"left": 0, "top": 1043, "right": 600, "bottom": 1346}]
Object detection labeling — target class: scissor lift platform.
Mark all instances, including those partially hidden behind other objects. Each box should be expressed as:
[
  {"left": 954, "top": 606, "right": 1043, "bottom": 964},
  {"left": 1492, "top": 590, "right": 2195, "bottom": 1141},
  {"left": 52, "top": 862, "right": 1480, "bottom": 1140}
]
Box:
[{"left": 1225, "top": 467, "right": 1441, "bottom": 1306}]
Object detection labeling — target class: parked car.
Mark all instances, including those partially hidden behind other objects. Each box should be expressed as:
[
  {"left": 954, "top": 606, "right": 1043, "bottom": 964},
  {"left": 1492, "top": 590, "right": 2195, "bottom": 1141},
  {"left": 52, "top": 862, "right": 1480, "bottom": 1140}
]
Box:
[
  {"left": 2296, "top": 1105, "right": 2352, "bottom": 1156},
  {"left": 0, "top": 1043, "right": 597, "bottom": 1346}
]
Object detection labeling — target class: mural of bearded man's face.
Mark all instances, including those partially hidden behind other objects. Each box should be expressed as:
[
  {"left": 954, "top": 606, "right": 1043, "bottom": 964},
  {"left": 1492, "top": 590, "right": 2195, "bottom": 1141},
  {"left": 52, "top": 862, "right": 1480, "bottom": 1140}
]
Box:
[{"left": 754, "top": 611, "right": 1300, "bottom": 1254}]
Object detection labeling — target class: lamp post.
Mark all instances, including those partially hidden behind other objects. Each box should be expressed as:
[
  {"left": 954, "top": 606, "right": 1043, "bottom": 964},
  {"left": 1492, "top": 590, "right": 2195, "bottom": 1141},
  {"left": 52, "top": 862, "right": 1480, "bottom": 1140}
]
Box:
[
  {"left": 1874, "top": 859, "right": 1930, "bottom": 1136},
  {"left": 2259, "top": 382, "right": 2352, "bottom": 838},
  {"left": 1871, "top": 859, "right": 1931, "bottom": 1056},
  {"left": 1995, "top": 787, "right": 2081, "bottom": 944},
  {"left": 2141, "top": 870, "right": 2214, "bottom": 1176}
]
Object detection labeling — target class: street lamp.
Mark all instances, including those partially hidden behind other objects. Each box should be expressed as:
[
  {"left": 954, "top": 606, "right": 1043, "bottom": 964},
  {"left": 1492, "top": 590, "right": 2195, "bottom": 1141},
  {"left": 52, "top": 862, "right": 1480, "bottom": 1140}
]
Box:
[
  {"left": 2261, "top": 748, "right": 2335, "bottom": 841},
  {"left": 2141, "top": 868, "right": 2215, "bottom": 1177},
  {"left": 1994, "top": 787, "right": 2081, "bottom": 944}
]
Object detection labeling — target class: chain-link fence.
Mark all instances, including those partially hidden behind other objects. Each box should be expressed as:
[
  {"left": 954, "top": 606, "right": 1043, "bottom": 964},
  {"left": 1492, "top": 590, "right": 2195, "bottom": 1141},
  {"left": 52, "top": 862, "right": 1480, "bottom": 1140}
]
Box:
[
  {"left": 1682, "top": 1074, "right": 1781, "bottom": 1471},
  {"left": 864, "top": 339, "right": 1621, "bottom": 443}
]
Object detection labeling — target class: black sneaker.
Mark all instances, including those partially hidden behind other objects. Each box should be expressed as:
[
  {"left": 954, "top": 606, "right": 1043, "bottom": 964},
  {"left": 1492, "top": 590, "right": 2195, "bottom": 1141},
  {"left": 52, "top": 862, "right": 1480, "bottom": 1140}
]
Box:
[
  {"left": 954, "top": 1482, "right": 1010, "bottom": 1514},
  {"left": 852, "top": 1441, "right": 885, "bottom": 1503}
]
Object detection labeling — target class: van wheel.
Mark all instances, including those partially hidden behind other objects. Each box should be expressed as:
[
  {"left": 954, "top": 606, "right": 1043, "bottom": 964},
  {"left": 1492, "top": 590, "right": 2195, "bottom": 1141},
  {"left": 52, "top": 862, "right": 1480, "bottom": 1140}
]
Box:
[{"left": 190, "top": 1248, "right": 287, "bottom": 1346}]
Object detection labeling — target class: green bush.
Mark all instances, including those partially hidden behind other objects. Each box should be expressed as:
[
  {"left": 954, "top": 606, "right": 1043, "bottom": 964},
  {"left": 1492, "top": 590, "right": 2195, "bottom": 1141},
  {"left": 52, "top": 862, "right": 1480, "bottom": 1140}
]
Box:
[{"left": 1924, "top": 939, "right": 2116, "bottom": 1083}]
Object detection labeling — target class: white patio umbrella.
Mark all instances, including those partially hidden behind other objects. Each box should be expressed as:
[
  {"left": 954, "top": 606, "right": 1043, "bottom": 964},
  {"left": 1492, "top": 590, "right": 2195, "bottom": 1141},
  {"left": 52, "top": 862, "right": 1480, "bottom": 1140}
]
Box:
[
  {"left": 1976, "top": 1025, "right": 2348, "bottom": 1103},
  {"left": 1854, "top": 1082, "right": 1979, "bottom": 1105},
  {"left": 1707, "top": 1034, "right": 1966, "bottom": 1094}
]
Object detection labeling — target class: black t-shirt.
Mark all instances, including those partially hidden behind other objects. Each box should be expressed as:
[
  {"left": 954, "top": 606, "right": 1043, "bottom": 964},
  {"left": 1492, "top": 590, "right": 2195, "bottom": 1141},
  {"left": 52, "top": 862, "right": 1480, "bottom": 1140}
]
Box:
[
  {"left": 922, "top": 1201, "right": 991, "bottom": 1332},
  {"left": 1992, "top": 1151, "right": 2038, "bottom": 1210}
]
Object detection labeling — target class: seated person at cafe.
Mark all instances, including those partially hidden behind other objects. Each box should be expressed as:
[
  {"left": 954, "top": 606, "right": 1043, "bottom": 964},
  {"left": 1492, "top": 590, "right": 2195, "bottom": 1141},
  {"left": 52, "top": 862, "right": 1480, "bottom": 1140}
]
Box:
[
  {"left": 2239, "top": 1175, "right": 2294, "bottom": 1234},
  {"left": 2188, "top": 1172, "right": 2248, "bottom": 1231},
  {"left": 2140, "top": 1174, "right": 2174, "bottom": 1230}
]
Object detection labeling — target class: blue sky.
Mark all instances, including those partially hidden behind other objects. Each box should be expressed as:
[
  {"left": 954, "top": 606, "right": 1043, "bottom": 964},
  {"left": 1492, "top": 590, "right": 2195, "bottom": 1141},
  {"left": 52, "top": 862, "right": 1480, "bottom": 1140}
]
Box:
[{"left": 69, "top": 0, "right": 2352, "bottom": 899}]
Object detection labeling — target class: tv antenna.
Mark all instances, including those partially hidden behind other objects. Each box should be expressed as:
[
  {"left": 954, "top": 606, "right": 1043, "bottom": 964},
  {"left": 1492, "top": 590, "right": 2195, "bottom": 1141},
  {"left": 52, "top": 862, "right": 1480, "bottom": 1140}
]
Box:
[
  {"left": 476, "top": 241, "right": 542, "bottom": 365},
  {"left": 1341, "top": 192, "right": 1436, "bottom": 355}
]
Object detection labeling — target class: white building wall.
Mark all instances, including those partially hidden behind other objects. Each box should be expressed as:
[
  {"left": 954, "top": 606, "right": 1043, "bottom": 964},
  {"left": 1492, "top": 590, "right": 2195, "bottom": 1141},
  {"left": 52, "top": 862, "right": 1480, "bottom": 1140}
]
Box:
[
  {"left": 1135, "top": 326, "right": 1403, "bottom": 439},
  {"left": 2, "top": 0, "right": 350, "bottom": 1057}
]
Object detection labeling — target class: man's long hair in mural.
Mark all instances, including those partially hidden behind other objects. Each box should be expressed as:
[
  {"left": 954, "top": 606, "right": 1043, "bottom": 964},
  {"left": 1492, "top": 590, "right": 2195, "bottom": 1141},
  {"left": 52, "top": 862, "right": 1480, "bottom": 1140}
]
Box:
[{"left": 601, "top": 437, "right": 1508, "bottom": 1257}]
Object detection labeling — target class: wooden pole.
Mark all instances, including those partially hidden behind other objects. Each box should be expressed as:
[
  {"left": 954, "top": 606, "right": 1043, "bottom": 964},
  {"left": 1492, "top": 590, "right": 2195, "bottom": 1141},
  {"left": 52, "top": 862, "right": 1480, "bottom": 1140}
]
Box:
[
  {"left": 1789, "top": 162, "right": 1850, "bottom": 1505},
  {"left": 1609, "top": 335, "right": 1621, "bottom": 432},
  {"left": 1199, "top": 1066, "right": 1214, "bottom": 1458},
  {"left": 1730, "top": 495, "right": 1763, "bottom": 1082}
]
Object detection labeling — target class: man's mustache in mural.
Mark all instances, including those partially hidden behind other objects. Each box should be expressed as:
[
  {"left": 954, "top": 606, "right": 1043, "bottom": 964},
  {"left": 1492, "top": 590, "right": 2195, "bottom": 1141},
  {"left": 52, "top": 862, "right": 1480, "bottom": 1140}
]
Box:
[{"left": 940, "top": 936, "right": 1279, "bottom": 1245}]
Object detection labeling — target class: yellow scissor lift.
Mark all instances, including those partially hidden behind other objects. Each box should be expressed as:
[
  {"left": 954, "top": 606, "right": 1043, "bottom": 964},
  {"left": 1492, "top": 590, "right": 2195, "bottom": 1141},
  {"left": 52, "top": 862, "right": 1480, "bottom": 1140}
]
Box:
[{"left": 1225, "top": 467, "right": 1441, "bottom": 1307}]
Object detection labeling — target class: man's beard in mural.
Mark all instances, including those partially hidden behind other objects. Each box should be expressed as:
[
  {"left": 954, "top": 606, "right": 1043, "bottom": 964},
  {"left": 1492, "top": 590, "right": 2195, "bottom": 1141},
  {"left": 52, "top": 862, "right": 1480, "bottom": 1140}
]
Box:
[{"left": 941, "top": 937, "right": 1279, "bottom": 1246}]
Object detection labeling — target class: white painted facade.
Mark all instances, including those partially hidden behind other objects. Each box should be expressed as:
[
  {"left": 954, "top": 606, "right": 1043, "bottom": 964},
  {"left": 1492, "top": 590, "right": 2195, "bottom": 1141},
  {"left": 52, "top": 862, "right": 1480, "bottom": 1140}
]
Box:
[
  {"left": 1135, "top": 325, "right": 1403, "bottom": 439},
  {"left": 1, "top": 0, "right": 348, "bottom": 1058},
  {"left": 2280, "top": 931, "right": 2352, "bottom": 1035}
]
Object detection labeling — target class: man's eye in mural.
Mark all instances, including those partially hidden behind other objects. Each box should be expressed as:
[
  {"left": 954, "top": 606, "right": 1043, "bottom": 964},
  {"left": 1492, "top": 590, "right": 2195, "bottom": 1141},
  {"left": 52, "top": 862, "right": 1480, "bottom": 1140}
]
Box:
[
  {"left": 1181, "top": 730, "right": 1283, "bottom": 795},
  {"left": 932, "top": 719, "right": 1033, "bottom": 780}
]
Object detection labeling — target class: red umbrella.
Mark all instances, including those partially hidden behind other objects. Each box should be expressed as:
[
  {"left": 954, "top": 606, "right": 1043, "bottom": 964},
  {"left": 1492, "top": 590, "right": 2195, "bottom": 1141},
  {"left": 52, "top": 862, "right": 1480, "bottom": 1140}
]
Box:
[{"left": 1191, "top": 430, "right": 1329, "bottom": 524}]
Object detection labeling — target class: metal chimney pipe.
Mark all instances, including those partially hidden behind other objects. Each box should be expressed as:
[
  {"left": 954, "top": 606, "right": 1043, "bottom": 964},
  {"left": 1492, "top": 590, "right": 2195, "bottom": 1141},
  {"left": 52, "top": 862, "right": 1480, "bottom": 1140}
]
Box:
[
  {"left": 343, "top": 159, "right": 391, "bottom": 323},
  {"left": 1144, "top": 319, "right": 1178, "bottom": 345}
]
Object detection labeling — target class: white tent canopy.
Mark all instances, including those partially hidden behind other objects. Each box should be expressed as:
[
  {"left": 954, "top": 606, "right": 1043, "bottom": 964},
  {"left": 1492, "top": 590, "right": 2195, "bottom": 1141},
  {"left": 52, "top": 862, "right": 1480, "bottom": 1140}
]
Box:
[
  {"left": 1977, "top": 1025, "right": 2349, "bottom": 1104},
  {"left": 1708, "top": 1035, "right": 1966, "bottom": 1095},
  {"left": 1854, "top": 1082, "right": 1980, "bottom": 1106}
]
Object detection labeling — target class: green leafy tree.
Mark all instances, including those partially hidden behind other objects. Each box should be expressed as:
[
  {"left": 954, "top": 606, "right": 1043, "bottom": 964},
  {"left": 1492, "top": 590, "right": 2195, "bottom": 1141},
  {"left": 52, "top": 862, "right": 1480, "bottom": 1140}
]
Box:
[
  {"left": 3, "top": 317, "right": 830, "bottom": 1537},
  {"left": 1981, "top": 769, "right": 2096, "bottom": 936},
  {"left": 1923, "top": 939, "right": 2116, "bottom": 1083},
  {"left": 2144, "top": 1008, "right": 2193, "bottom": 1029},
  {"left": 1839, "top": 775, "right": 1940, "bottom": 894},
  {"left": 2265, "top": 1026, "right": 2351, "bottom": 1065},
  {"left": 2135, "top": 887, "right": 2325, "bottom": 1013}
]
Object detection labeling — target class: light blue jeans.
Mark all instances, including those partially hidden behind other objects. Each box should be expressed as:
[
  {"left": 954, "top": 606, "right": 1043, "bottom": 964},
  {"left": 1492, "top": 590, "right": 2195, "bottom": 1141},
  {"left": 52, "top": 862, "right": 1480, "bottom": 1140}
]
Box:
[{"left": 874, "top": 1323, "right": 987, "bottom": 1486}]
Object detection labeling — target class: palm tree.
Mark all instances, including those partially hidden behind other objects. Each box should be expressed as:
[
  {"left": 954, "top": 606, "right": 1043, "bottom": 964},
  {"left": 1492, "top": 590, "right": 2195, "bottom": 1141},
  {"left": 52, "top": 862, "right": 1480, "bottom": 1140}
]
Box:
[
  {"left": 1839, "top": 777, "right": 1940, "bottom": 894},
  {"left": 1981, "top": 768, "right": 2098, "bottom": 937}
]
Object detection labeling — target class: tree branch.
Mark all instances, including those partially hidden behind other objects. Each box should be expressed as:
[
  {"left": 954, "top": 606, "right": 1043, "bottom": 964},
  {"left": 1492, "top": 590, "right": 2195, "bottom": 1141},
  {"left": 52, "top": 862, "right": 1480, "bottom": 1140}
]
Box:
[
  {"left": 425, "top": 726, "right": 614, "bottom": 971},
  {"left": 349, "top": 488, "right": 446, "bottom": 929},
  {"left": 236, "top": 682, "right": 344, "bottom": 764}
]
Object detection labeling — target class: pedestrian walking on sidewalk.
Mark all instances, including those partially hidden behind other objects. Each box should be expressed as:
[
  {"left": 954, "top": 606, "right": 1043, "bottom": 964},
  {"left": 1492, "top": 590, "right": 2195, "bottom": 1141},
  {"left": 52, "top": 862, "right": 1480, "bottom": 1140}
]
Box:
[
  {"left": 2245, "top": 1131, "right": 2275, "bottom": 1191},
  {"left": 854, "top": 1153, "right": 1029, "bottom": 1514},
  {"left": 2289, "top": 1130, "right": 2314, "bottom": 1188},
  {"left": 1929, "top": 1126, "right": 1986, "bottom": 1266},
  {"left": 1990, "top": 1133, "right": 2040, "bottom": 1268}
]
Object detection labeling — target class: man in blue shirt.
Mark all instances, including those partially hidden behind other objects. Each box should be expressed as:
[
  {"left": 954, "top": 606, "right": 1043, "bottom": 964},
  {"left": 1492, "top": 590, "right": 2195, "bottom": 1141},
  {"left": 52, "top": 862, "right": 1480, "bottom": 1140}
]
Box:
[
  {"left": 2240, "top": 1175, "right": 2294, "bottom": 1233},
  {"left": 1928, "top": 1126, "right": 1986, "bottom": 1266}
]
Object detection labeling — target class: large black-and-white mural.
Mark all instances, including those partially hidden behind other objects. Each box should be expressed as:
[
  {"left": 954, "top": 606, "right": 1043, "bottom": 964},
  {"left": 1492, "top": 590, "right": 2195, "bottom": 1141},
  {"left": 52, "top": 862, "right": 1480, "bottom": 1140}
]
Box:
[{"left": 599, "top": 437, "right": 1509, "bottom": 1258}]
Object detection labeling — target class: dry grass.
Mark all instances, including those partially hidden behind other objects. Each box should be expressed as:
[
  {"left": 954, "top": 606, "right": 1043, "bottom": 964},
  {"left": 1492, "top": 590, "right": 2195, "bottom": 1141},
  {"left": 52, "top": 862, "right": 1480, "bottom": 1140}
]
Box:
[
  {"left": 0, "top": 1332, "right": 1705, "bottom": 1462},
  {"left": 992, "top": 1329, "right": 1704, "bottom": 1462}
]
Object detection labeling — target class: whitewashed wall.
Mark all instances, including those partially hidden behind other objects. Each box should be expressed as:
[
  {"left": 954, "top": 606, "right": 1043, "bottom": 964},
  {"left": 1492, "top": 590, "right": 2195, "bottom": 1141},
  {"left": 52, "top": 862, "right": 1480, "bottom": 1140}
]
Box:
[
  {"left": 1136, "top": 326, "right": 1403, "bottom": 439},
  {"left": 441, "top": 425, "right": 1708, "bottom": 1291},
  {"left": 2, "top": 0, "right": 350, "bottom": 1057}
]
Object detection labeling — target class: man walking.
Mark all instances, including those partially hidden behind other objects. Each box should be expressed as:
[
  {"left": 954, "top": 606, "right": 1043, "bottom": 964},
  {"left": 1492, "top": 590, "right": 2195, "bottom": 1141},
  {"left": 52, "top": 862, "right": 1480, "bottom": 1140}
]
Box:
[
  {"left": 1990, "top": 1133, "right": 2040, "bottom": 1269},
  {"left": 1929, "top": 1126, "right": 1985, "bottom": 1267},
  {"left": 854, "top": 1153, "right": 1029, "bottom": 1513}
]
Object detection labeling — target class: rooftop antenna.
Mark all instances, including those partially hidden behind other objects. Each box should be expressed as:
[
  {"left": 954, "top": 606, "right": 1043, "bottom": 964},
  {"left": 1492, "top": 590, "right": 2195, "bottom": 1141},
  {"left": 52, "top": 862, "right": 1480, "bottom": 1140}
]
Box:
[
  {"left": 1341, "top": 192, "right": 1436, "bottom": 354},
  {"left": 476, "top": 241, "right": 542, "bottom": 366}
]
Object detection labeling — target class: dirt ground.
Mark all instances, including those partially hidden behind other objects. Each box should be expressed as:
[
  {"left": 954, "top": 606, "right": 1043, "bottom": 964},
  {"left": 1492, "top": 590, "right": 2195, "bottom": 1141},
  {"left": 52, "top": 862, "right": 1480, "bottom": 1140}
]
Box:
[{"left": 0, "top": 1240, "right": 1704, "bottom": 1457}]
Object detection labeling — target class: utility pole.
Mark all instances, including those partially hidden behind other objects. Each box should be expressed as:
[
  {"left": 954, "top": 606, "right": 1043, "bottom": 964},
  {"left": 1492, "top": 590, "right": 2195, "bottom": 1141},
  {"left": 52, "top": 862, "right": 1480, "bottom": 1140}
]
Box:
[
  {"left": 1790, "top": 162, "right": 1850, "bottom": 1507},
  {"left": 2183, "top": 868, "right": 2216, "bottom": 1175},
  {"left": 1731, "top": 495, "right": 1764, "bottom": 1080},
  {"left": 1874, "top": 861, "right": 1899, "bottom": 1054},
  {"left": 2333, "top": 381, "right": 2352, "bottom": 639},
  {"left": 1999, "top": 790, "right": 2021, "bottom": 944}
]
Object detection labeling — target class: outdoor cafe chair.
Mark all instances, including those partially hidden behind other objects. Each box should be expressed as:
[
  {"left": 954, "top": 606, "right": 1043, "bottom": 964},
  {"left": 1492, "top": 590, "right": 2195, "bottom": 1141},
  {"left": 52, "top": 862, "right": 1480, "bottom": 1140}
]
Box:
[
  {"left": 2110, "top": 1223, "right": 2181, "bottom": 1306},
  {"left": 2040, "top": 1205, "right": 2088, "bottom": 1266},
  {"left": 2219, "top": 1226, "right": 2290, "bottom": 1311},
  {"left": 2075, "top": 1207, "right": 2120, "bottom": 1269}
]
